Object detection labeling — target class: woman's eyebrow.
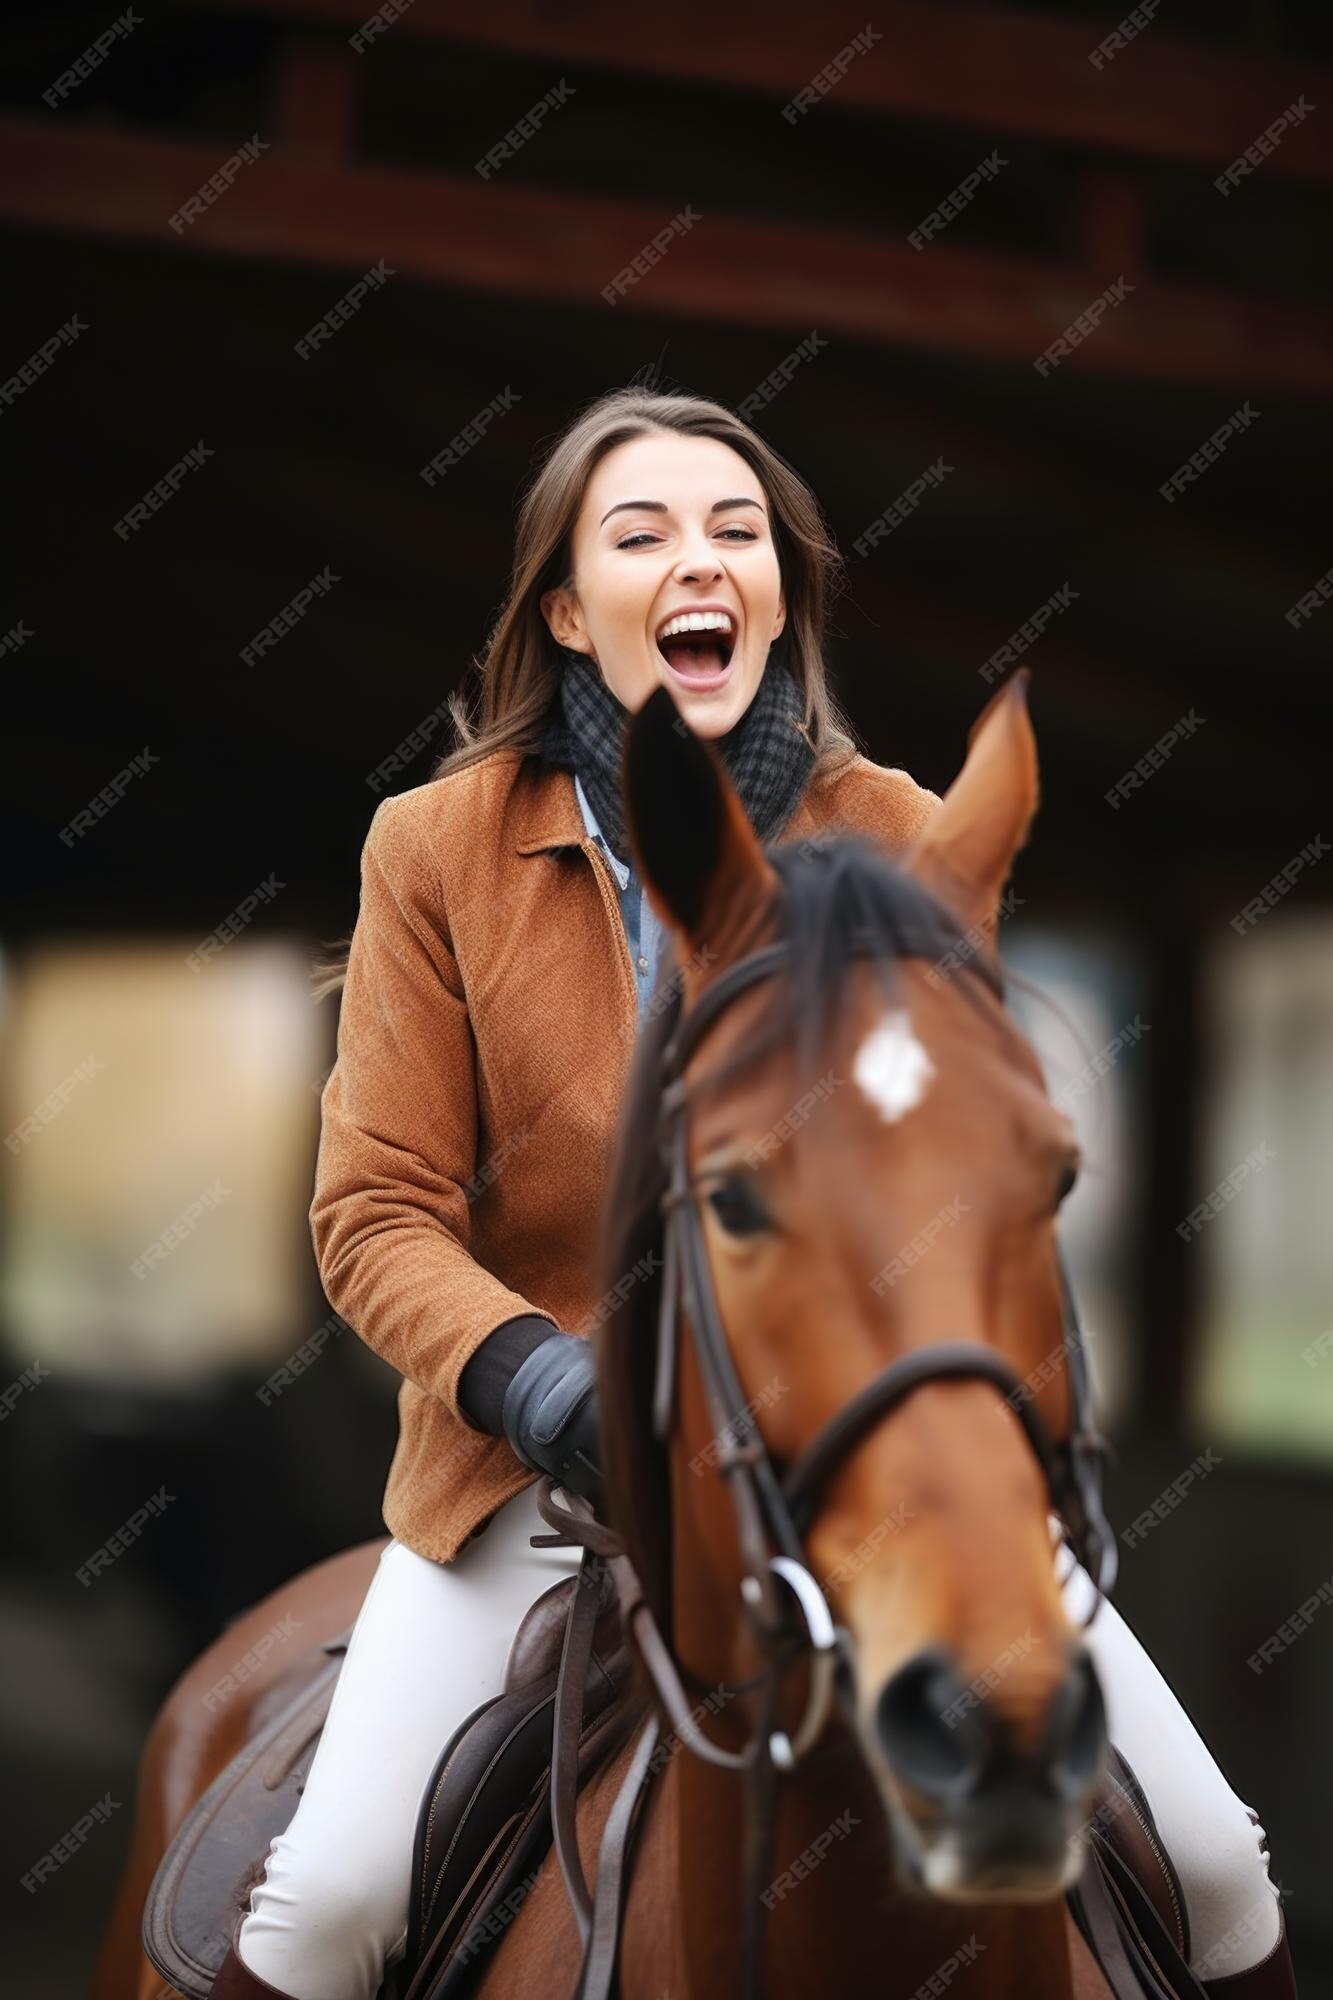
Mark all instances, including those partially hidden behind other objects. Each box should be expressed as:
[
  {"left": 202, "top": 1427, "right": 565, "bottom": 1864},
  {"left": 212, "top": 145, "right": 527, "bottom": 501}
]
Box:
[{"left": 599, "top": 496, "right": 765, "bottom": 527}]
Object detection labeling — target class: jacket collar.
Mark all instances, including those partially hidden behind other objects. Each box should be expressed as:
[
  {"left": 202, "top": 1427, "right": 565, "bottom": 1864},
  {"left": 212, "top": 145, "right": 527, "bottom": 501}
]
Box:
[
  {"left": 512, "top": 760, "right": 586, "bottom": 855},
  {"left": 512, "top": 755, "right": 823, "bottom": 858}
]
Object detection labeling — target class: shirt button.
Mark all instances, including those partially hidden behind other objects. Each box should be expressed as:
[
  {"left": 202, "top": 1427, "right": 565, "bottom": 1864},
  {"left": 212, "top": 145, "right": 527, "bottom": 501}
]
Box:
[{"left": 637, "top": 956, "right": 648, "bottom": 972}]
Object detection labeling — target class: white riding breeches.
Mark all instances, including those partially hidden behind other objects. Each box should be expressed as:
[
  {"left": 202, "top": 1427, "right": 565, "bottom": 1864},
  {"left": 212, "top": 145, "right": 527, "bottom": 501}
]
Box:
[
  {"left": 1055, "top": 1535, "right": 1283, "bottom": 1982},
  {"left": 235, "top": 1489, "right": 1283, "bottom": 1999},
  {"left": 236, "top": 1481, "right": 583, "bottom": 1999}
]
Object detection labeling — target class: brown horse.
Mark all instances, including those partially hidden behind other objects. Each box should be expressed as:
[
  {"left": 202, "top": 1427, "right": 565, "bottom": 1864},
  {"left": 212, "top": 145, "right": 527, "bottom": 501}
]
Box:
[{"left": 97, "top": 672, "right": 1123, "bottom": 1999}]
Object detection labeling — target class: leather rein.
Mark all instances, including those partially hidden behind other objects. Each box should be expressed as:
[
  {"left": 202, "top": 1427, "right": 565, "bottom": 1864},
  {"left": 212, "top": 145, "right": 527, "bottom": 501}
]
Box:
[{"left": 537, "top": 917, "right": 1120, "bottom": 2000}]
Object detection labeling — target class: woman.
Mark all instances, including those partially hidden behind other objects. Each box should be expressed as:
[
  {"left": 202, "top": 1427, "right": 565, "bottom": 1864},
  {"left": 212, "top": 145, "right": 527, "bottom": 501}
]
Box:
[{"left": 211, "top": 388, "right": 1292, "bottom": 1998}]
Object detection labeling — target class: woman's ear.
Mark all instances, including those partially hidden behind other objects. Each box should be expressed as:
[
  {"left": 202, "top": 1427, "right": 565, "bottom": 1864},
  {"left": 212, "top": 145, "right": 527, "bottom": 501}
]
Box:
[{"left": 540, "top": 580, "right": 584, "bottom": 654}]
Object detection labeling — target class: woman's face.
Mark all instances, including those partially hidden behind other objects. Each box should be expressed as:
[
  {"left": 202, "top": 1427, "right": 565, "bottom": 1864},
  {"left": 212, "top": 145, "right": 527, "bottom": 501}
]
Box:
[{"left": 541, "top": 431, "right": 786, "bottom": 740}]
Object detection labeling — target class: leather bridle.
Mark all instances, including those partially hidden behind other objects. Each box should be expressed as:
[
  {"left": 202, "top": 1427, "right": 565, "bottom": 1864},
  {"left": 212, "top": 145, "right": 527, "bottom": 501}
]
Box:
[{"left": 544, "top": 915, "right": 1119, "bottom": 2000}]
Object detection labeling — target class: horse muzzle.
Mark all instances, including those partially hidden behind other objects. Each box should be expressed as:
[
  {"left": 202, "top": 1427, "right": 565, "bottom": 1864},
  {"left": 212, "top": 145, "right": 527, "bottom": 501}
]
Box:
[{"left": 868, "top": 1639, "right": 1109, "bottom": 1901}]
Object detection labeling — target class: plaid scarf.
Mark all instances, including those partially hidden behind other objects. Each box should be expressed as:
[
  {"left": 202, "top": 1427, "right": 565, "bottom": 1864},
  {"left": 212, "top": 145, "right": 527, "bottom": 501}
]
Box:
[{"left": 539, "top": 648, "right": 816, "bottom": 868}]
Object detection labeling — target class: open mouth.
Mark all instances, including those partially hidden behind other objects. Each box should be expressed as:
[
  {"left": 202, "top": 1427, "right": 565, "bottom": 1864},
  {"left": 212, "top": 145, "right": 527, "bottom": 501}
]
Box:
[{"left": 654, "top": 609, "right": 736, "bottom": 687}]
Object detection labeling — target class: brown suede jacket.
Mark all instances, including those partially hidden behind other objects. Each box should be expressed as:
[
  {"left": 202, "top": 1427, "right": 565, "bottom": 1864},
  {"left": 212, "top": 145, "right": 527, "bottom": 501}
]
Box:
[{"left": 309, "top": 742, "right": 939, "bottom": 1562}]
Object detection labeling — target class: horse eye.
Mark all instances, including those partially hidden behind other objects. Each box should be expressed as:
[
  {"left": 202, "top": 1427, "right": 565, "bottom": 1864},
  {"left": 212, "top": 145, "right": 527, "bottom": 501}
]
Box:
[{"left": 705, "top": 1175, "right": 770, "bottom": 1237}]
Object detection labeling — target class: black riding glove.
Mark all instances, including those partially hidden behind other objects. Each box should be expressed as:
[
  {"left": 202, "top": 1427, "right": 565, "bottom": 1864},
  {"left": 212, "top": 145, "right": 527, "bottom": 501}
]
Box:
[{"left": 500, "top": 1329, "right": 603, "bottom": 1504}]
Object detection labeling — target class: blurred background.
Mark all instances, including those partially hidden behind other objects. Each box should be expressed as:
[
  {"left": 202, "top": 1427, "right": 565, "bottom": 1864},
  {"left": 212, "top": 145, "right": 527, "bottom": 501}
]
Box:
[{"left": 2, "top": 1, "right": 1330, "bottom": 1992}]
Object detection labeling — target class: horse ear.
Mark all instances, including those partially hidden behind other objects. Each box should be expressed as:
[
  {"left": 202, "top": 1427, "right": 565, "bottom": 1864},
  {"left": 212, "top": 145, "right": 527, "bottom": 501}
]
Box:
[
  {"left": 904, "top": 669, "right": 1039, "bottom": 945},
  {"left": 621, "top": 684, "right": 779, "bottom": 973}
]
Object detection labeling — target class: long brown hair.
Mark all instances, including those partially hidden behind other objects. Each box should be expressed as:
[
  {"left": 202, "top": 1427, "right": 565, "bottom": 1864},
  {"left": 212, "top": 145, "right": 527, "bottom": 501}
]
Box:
[{"left": 312, "top": 384, "right": 861, "bottom": 998}]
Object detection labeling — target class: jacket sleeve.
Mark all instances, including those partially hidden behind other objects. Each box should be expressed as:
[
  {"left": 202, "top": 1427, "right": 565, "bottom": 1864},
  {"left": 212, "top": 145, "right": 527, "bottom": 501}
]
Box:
[
  {"left": 457, "top": 1312, "right": 557, "bottom": 1435},
  {"left": 309, "top": 797, "right": 559, "bottom": 1419}
]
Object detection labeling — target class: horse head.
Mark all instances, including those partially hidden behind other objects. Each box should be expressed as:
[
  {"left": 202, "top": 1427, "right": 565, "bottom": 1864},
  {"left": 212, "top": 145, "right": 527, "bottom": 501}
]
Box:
[{"left": 597, "top": 670, "right": 1110, "bottom": 1904}]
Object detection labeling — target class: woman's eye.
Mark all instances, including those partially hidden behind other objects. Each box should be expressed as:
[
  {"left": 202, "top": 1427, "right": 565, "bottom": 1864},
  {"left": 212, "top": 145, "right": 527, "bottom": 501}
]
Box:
[
  {"left": 614, "top": 527, "right": 758, "bottom": 550},
  {"left": 705, "top": 1176, "right": 770, "bottom": 1237}
]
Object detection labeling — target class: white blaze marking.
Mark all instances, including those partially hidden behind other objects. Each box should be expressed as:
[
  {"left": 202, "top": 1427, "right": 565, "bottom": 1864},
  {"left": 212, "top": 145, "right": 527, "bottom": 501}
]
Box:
[{"left": 852, "top": 1008, "right": 935, "bottom": 1124}]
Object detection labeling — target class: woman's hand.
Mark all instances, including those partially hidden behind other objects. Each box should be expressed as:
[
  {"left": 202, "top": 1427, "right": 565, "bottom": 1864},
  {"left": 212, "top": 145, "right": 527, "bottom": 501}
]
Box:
[{"left": 500, "top": 1330, "right": 603, "bottom": 1505}]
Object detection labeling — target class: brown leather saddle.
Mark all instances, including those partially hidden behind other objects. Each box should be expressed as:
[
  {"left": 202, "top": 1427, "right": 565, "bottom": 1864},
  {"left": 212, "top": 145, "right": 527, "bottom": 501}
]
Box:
[
  {"left": 143, "top": 1535, "right": 1196, "bottom": 2000},
  {"left": 142, "top": 1557, "right": 632, "bottom": 2000}
]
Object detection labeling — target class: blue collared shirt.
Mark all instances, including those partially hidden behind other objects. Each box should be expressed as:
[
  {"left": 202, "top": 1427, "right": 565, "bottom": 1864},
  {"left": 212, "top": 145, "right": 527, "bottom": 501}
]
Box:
[{"left": 573, "top": 769, "right": 664, "bottom": 1026}]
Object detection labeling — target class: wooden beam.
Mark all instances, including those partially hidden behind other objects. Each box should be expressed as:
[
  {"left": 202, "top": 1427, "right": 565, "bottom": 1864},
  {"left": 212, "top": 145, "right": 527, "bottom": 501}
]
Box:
[
  {"left": 1075, "top": 165, "right": 1147, "bottom": 276},
  {"left": 3, "top": 116, "right": 1333, "bottom": 395},
  {"left": 181, "top": 0, "right": 1333, "bottom": 183},
  {"left": 272, "top": 31, "right": 361, "bottom": 158},
  {"left": 845, "top": 580, "right": 1329, "bottom": 808}
]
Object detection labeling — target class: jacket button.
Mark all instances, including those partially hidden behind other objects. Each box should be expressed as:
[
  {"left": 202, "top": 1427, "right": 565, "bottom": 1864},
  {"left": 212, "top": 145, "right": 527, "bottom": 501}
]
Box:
[{"left": 637, "top": 956, "right": 648, "bottom": 972}]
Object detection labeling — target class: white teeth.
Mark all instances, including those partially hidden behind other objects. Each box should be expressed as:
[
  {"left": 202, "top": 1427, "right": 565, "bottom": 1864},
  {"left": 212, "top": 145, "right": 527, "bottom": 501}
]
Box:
[{"left": 657, "top": 610, "right": 734, "bottom": 644}]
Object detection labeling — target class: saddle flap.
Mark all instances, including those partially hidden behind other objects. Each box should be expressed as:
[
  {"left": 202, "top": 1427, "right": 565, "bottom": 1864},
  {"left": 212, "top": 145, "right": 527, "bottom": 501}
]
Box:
[
  {"left": 503, "top": 1575, "right": 578, "bottom": 1692},
  {"left": 1090, "top": 1743, "right": 1191, "bottom": 1965},
  {"left": 140, "top": 1546, "right": 630, "bottom": 2000},
  {"left": 406, "top": 1627, "right": 631, "bottom": 1981},
  {"left": 141, "top": 1646, "right": 346, "bottom": 2000},
  {"left": 502, "top": 1569, "right": 622, "bottom": 1693}
]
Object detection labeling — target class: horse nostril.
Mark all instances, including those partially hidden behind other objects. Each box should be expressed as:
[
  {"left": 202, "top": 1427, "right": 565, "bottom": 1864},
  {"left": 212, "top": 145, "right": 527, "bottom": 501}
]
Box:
[
  {"left": 1043, "top": 1644, "right": 1108, "bottom": 1802},
  {"left": 874, "top": 1645, "right": 987, "bottom": 1805},
  {"left": 875, "top": 1643, "right": 1108, "bottom": 1810}
]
